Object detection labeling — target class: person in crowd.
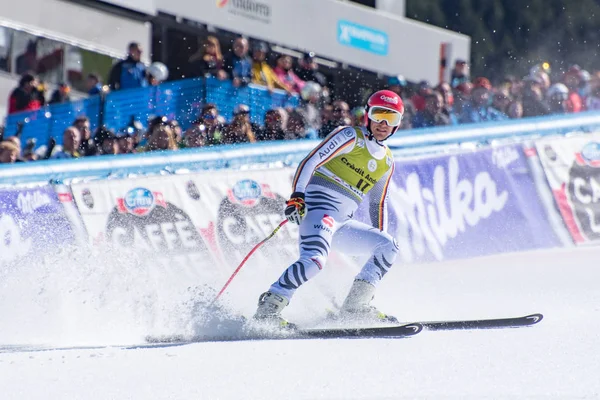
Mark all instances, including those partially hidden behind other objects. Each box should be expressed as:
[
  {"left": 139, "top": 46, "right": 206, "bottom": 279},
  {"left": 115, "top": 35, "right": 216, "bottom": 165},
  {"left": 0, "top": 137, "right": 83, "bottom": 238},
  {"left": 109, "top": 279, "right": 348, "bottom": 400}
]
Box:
[
  {"left": 586, "top": 80, "right": 600, "bottom": 111},
  {"left": 435, "top": 82, "right": 457, "bottom": 124},
  {"left": 100, "top": 131, "right": 120, "bottom": 155},
  {"left": 319, "top": 100, "right": 351, "bottom": 138},
  {"left": 168, "top": 119, "right": 183, "bottom": 146},
  {"left": 49, "top": 83, "right": 71, "bottom": 104},
  {"left": 412, "top": 92, "right": 453, "bottom": 128},
  {"left": 459, "top": 77, "right": 508, "bottom": 124},
  {"left": 22, "top": 139, "right": 38, "bottom": 161},
  {"left": 546, "top": 83, "right": 570, "bottom": 114},
  {"left": 562, "top": 66, "right": 584, "bottom": 113},
  {"left": 450, "top": 59, "right": 470, "bottom": 88},
  {"left": 194, "top": 104, "right": 224, "bottom": 146},
  {"left": 410, "top": 81, "right": 433, "bottom": 112},
  {"left": 491, "top": 88, "right": 511, "bottom": 116},
  {"left": 108, "top": 42, "right": 148, "bottom": 90},
  {"left": 257, "top": 108, "right": 287, "bottom": 141},
  {"left": 504, "top": 75, "right": 524, "bottom": 100},
  {"left": 91, "top": 126, "right": 113, "bottom": 154},
  {"left": 298, "top": 81, "right": 322, "bottom": 131},
  {"left": 251, "top": 42, "right": 290, "bottom": 93},
  {"left": 142, "top": 123, "right": 179, "bottom": 152},
  {"left": 51, "top": 127, "right": 81, "bottom": 159},
  {"left": 521, "top": 76, "right": 551, "bottom": 118},
  {"left": 506, "top": 99, "right": 524, "bottom": 119},
  {"left": 578, "top": 69, "right": 592, "bottom": 107},
  {"left": 236, "top": 104, "right": 261, "bottom": 132},
  {"left": 221, "top": 104, "right": 257, "bottom": 144},
  {"left": 295, "top": 52, "right": 328, "bottom": 89},
  {"left": 529, "top": 65, "right": 551, "bottom": 94},
  {"left": 284, "top": 109, "right": 318, "bottom": 140},
  {"left": 73, "top": 116, "right": 98, "bottom": 156},
  {"left": 8, "top": 73, "right": 45, "bottom": 115},
  {"left": 182, "top": 124, "right": 207, "bottom": 148},
  {"left": 5, "top": 135, "right": 21, "bottom": 151},
  {"left": 117, "top": 131, "right": 136, "bottom": 154},
  {"left": 86, "top": 73, "right": 103, "bottom": 96},
  {"left": 453, "top": 82, "right": 473, "bottom": 117},
  {"left": 226, "top": 37, "right": 253, "bottom": 88},
  {"left": 135, "top": 115, "right": 169, "bottom": 149},
  {"left": 386, "top": 75, "right": 414, "bottom": 130},
  {"left": 188, "top": 36, "right": 228, "bottom": 80},
  {"left": 320, "top": 103, "right": 333, "bottom": 128},
  {"left": 0, "top": 140, "right": 20, "bottom": 163},
  {"left": 273, "top": 55, "right": 305, "bottom": 94}
]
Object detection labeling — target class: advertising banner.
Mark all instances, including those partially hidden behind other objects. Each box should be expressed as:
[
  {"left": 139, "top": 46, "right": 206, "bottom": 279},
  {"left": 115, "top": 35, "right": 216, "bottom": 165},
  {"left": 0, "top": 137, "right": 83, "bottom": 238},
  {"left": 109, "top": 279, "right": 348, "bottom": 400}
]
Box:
[
  {"left": 70, "top": 143, "right": 567, "bottom": 275},
  {"left": 0, "top": 185, "right": 76, "bottom": 267},
  {"left": 535, "top": 134, "right": 600, "bottom": 244},
  {"left": 359, "top": 145, "right": 563, "bottom": 263},
  {"left": 70, "top": 170, "right": 303, "bottom": 286}
]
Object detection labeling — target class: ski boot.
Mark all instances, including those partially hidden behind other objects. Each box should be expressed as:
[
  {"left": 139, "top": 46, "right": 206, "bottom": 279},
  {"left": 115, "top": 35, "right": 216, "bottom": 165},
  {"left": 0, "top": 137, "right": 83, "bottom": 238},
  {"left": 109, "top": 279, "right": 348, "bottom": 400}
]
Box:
[
  {"left": 340, "top": 280, "right": 398, "bottom": 324},
  {"left": 253, "top": 292, "right": 296, "bottom": 330}
]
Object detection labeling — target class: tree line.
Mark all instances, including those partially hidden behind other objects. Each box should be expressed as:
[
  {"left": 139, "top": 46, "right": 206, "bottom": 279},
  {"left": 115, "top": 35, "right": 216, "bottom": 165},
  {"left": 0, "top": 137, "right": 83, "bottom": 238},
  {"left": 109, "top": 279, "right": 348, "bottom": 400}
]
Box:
[{"left": 406, "top": 0, "right": 600, "bottom": 82}]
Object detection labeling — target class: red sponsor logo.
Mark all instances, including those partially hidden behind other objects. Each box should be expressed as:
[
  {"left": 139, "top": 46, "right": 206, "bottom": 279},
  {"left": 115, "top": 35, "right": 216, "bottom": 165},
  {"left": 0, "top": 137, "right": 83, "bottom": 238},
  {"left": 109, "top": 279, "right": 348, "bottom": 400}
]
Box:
[
  {"left": 576, "top": 152, "right": 600, "bottom": 167},
  {"left": 58, "top": 192, "right": 73, "bottom": 203},
  {"left": 217, "top": 0, "right": 228, "bottom": 7},
  {"left": 322, "top": 214, "right": 334, "bottom": 228}
]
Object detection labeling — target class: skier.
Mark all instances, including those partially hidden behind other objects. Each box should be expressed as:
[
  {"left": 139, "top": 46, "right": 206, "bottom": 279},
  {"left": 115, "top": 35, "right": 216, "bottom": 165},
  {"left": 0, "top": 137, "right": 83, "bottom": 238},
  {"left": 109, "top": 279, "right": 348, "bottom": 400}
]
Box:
[{"left": 253, "top": 90, "right": 404, "bottom": 327}]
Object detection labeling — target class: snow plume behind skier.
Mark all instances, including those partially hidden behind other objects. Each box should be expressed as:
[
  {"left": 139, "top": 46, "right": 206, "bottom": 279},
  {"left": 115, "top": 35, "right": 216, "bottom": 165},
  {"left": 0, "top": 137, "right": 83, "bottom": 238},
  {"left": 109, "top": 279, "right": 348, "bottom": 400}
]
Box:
[{"left": 254, "top": 90, "right": 405, "bottom": 328}]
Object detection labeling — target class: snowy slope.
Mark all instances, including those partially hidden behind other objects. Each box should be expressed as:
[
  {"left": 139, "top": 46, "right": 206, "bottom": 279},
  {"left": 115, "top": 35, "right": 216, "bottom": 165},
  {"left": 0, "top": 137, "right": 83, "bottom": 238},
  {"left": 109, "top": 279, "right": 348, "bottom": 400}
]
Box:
[{"left": 2, "top": 246, "right": 600, "bottom": 399}]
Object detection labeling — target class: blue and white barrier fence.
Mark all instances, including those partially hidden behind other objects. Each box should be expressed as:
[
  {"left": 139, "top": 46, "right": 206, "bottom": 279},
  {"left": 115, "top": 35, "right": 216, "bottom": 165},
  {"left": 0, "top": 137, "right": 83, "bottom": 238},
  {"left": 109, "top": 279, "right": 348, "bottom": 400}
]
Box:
[{"left": 1, "top": 112, "right": 600, "bottom": 272}]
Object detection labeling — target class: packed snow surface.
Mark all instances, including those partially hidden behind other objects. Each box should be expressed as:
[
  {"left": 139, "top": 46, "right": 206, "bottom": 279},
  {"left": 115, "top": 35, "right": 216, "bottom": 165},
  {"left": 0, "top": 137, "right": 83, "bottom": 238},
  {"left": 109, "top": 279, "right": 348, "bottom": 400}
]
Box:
[{"left": 1, "top": 245, "right": 599, "bottom": 399}]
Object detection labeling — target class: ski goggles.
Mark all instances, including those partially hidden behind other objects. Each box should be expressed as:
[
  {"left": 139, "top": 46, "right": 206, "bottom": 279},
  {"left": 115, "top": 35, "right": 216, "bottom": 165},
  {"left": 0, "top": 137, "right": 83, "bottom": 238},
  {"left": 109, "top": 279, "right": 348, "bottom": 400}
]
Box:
[{"left": 368, "top": 106, "right": 403, "bottom": 127}]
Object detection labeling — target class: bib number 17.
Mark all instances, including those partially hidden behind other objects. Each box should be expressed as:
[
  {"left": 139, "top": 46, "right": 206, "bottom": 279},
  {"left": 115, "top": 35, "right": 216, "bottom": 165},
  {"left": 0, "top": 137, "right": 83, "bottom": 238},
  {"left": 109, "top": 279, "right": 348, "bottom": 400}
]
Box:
[{"left": 356, "top": 179, "right": 370, "bottom": 192}]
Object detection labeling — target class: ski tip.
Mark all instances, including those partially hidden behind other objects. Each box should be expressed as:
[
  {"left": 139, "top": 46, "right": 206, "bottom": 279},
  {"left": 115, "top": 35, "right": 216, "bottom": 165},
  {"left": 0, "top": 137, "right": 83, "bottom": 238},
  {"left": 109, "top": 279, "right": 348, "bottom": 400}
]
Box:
[{"left": 525, "top": 313, "right": 544, "bottom": 325}]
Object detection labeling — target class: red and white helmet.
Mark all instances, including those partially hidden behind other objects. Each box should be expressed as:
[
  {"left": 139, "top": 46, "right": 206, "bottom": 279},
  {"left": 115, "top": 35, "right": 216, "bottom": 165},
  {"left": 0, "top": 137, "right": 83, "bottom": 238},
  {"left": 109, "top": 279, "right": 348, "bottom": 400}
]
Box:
[{"left": 364, "top": 90, "right": 405, "bottom": 140}]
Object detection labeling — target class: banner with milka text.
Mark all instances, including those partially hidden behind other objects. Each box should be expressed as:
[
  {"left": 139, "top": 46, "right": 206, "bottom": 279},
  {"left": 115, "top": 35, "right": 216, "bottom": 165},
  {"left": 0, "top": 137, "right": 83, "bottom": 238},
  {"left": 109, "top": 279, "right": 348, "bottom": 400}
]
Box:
[
  {"left": 354, "top": 144, "right": 564, "bottom": 263},
  {"left": 0, "top": 185, "right": 77, "bottom": 267},
  {"left": 535, "top": 133, "right": 600, "bottom": 244}
]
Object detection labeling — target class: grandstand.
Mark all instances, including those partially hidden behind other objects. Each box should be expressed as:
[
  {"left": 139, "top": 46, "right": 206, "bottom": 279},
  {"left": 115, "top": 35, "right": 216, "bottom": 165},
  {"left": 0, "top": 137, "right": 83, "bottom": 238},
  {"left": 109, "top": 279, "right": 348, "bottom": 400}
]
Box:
[{"left": 0, "top": 0, "right": 468, "bottom": 126}]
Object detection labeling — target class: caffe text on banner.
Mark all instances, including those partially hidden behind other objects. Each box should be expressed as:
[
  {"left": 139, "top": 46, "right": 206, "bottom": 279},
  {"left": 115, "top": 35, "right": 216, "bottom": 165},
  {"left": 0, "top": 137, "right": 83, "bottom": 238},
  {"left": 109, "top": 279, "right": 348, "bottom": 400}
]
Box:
[
  {"left": 535, "top": 134, "right": 600, "bottom": 244},
  {"left": 70, "top": 170, "right": 302, "bottom": 286}
]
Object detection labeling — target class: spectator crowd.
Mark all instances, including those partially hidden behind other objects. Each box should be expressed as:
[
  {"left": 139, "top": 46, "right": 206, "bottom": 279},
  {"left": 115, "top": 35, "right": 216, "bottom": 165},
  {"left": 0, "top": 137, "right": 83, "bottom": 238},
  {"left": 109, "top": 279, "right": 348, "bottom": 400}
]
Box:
[{"left": 2, "top": 35, "right": 600, "bottom": 164}]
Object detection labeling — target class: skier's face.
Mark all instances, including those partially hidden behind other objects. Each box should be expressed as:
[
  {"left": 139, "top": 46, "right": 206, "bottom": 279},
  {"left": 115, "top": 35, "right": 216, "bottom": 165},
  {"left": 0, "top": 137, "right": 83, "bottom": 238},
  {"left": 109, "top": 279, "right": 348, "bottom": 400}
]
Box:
[{"left": 370, "top": 120, "right": 395, "bottom": 141}]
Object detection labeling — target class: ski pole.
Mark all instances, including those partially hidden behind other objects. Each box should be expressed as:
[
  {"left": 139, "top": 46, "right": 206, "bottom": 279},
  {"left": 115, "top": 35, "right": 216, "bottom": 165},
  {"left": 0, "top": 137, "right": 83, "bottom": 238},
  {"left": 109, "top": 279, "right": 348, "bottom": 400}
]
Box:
[{"left": 213, "top": 219, "right": 288, "bottom": 302}]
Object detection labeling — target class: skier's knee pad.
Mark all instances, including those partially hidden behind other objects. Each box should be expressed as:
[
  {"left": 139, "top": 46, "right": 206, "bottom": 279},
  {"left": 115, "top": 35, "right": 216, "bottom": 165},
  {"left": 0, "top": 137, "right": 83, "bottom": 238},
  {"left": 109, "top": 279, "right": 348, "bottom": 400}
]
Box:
[{"left": 377, "top": 232, "right": 399, "bottom": 265}]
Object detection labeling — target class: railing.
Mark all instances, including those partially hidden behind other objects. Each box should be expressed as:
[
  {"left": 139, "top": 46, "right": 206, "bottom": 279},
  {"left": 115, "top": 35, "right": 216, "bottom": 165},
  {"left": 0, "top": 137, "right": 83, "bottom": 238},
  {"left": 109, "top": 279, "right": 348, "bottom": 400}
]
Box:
[{"left": 4, "top": 77, "right": 299, "bottom": 149}]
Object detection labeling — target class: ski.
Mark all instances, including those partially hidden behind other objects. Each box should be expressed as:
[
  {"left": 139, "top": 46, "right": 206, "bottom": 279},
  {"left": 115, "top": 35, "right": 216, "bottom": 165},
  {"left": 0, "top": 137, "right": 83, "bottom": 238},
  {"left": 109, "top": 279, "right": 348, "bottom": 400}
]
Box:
[
  {"left": 419, "top": 313, "right": 543, "bottom": 331},
  {"left": 145, "top": 322, "right": 423, "bottom": 344},
  {"left": 145, "top": 314, "right": 543, "bottom": 344},
  {"left": 297, "top": 322, "right": 423, "bottom": 339}
]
